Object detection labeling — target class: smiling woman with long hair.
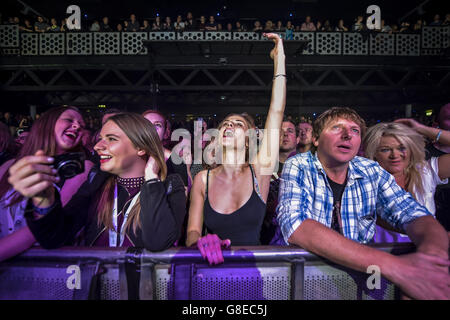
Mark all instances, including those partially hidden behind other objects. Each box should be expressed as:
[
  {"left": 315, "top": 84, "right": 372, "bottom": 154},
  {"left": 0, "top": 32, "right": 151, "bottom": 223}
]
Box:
[
  {"left": 6, "top": 112, "right": 186, "bottom": 251},
  {"left": 363, "top": 119, "right": 450, "bottom": 242},
  {"left": 0, "top": 106, "right": 94, "bottom": 261}
]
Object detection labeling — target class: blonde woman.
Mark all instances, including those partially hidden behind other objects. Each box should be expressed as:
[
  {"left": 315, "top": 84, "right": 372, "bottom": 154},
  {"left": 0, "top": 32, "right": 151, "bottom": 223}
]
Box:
[
  {"left": 186, "top": 33, "right": 286, "bottom": 265},
  {"left": 7, "top": 113, "right": 186, "bottom": 250},
  {"left": 363, "top": 119, "right": 450, "bottom": 241}
]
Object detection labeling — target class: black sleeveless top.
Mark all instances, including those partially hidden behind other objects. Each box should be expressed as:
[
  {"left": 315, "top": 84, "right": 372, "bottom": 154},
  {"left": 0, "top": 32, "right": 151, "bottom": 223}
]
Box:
[{"left": 203, "top": 165, "right": 266, "bottom": 245}]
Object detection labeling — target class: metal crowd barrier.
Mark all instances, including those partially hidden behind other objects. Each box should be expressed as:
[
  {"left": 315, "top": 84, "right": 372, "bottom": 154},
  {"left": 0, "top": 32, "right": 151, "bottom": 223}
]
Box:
[
  {"left": 0, "top": 243, "right": 414, "bottom": 300},
  {"left": 0, "top": 25, "right": 449, "bottom": 56}
]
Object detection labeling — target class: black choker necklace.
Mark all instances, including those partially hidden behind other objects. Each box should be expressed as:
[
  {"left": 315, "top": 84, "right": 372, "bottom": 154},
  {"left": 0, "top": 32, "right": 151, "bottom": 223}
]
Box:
[{"left": 117, "top": 176, "right": 145, "bottom": 189}]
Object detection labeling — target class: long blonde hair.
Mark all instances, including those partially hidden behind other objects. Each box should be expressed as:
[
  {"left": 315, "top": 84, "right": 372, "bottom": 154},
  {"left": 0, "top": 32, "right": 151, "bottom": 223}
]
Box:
[
  {"left": 95, "top": 113, "right": 167, "bottom": 235},
  {"left": 363, "top": 122, "right": 426, "bottom": 199}
]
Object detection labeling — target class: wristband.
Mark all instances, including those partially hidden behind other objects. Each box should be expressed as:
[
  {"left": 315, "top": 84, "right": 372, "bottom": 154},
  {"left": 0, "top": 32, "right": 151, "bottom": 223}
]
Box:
[
  {"left": 32, "top": 200, "right": 58, "bottom": 216},
  {"left": 146, "top": 178, "right": 161, "bottom": 184},
  {"left": 273, "top": 74, "right": 287, "bottom": 80},
  {"left": 434, "top": 130, "right": 442, "bottom": 143}
]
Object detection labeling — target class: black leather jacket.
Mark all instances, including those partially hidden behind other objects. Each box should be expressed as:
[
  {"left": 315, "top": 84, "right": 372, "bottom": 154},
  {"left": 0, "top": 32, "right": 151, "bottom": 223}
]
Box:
[{"left": 25, "top": 169, "right": 186, "bottom": 251}]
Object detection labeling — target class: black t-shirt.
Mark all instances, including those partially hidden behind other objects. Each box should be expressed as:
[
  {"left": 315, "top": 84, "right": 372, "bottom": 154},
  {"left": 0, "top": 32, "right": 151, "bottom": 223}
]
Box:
[
  {"left": 184, "top": 20, "right": 196, "bottom": 30},
  {"left": 206, "top": 22, "right": 217, "bottom": 29},
  {"left": 277, "top": 161, "right": 284, "bottom": 177},
  {"left": 426, "top": 143, "right": 446, "bottom": 158},
  {"left": 100, "top": 23, "right": 112, "bottom": 32},
  {"left": 327, "top": 176, "right": 346, "bottom": 234}
]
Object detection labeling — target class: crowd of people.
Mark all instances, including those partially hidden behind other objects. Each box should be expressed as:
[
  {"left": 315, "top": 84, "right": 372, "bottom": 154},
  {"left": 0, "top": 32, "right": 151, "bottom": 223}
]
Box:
[
  {"left": 0, "top": 34, "right": 449, "bottom": 299},
  {"left": 2, "top": 11, "right": 449, "bottom": 38}
]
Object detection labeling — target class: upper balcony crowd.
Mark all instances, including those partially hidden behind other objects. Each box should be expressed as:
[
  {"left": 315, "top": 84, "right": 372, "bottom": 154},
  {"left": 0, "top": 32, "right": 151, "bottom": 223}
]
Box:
[{"left": 2, "top": 11, "right": 449, "bottom": 38}]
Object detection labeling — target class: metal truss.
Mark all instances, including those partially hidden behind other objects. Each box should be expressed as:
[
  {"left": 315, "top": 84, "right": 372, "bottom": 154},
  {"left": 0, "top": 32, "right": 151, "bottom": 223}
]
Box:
[
  {"left": 1, "top": 28, "right": 450, "bottom": 116},
  {"left": 1, "top": 63, "right": 449, "bottom": 112}
]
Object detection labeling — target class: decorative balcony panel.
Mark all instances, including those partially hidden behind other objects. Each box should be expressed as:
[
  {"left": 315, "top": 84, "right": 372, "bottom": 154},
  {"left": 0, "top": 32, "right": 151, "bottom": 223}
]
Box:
[
  {"left": 316, "top": 32, "right": 342, "bottom": 55},
  {"left": 39, "top": 33, "right": 65, "bottom": 55},
  {"left": 94, "top": 32, "right": 120, "bottom": 55},
  {"left": 149, "top": 32, "right": 175, "bottom": 40},
  {"left": 396, "top": 34, "right": 420, "bottom": 56},
  {"left": 232, "top": 32, "right": 260, "bottom": 41},
  {"left": 292, "top": 32, "right": 314, "bottom": 54},
  {"left": 370, "top": 33, "right": 395, "bottom": 56},
  {"left": 66, "top": 32, "right": 92, "bottom": 55},
  {"left": 343, "top": 32, "right": 368, "bottom": 55},
  {"left": 0, "top": 25, "right": 19, "bottom": 47},
  {"left": 20, "top": 33, "right": 39, "bottom": 55},
  {"left": 122, "top": 32, "right": 148, "bottom": 55}
]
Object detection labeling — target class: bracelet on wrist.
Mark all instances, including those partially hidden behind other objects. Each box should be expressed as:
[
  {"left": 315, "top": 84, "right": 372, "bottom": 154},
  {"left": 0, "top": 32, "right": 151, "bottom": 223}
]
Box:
[
  {"left": 146, "top": 178, "right": 161, "bottom": 184},
  {"left": 273, "top": 74, "right": 287, "bottom": 80},
  {"left": 32, "top": 200, "right": 57, "bottom": 216},
  {"left": 433, "top": 130, "right": 442, "bottom": 143}
]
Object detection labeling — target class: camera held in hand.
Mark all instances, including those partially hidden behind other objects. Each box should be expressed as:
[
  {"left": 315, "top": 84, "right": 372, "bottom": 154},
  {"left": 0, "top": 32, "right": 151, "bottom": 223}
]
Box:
[{"left": 52, "top": 152, "right": 86, "bottom": 179}]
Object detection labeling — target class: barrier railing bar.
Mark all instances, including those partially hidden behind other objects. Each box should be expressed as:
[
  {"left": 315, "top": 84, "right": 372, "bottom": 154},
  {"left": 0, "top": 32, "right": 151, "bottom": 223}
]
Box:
[{"left": 7, "top": 243, "right": 415, "bottom": 264}]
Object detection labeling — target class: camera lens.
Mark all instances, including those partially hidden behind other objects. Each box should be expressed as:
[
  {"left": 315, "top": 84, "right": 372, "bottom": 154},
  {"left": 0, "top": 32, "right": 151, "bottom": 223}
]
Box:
[{"left": 56, "top": 160, "right": 82, "bottom": 179}]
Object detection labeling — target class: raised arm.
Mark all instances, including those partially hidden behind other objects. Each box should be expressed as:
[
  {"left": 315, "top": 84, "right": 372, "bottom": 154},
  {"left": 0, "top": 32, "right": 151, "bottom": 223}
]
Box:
[
  {"left": 254, "top": 33, "right": 286, "bottom": 189},
  {"left": 395, "top": 118, "right": 450, "bottom": 146}
]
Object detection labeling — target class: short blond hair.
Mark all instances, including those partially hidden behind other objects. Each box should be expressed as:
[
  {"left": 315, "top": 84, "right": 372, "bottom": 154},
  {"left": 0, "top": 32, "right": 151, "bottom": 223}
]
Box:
[{"left": 313, "top": 107, "right": 366, "bottom": 140}]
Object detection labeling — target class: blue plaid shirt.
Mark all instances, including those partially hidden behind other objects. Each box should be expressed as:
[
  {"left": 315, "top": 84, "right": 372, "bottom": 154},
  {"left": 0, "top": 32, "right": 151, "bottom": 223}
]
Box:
[{"left": 276, "top": 152, "right": 431, "bottom": 244}]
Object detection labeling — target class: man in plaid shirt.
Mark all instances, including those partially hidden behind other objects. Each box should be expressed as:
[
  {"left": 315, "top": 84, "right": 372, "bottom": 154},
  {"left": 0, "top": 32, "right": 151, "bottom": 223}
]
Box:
[{"left": 277, "top": 107, "right": 449, "bottom": 299}]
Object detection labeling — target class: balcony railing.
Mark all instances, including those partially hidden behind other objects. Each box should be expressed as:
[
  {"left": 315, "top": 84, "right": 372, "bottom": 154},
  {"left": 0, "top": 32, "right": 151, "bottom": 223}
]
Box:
[{"left": 0, "top": 25, "right": 449, "bottom": 57}]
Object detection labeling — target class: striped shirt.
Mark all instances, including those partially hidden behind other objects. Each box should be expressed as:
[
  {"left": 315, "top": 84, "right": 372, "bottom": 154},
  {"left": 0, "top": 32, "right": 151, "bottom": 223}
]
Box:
[{"left": 276, "top": 152, "right": 431, "bottom": 244}]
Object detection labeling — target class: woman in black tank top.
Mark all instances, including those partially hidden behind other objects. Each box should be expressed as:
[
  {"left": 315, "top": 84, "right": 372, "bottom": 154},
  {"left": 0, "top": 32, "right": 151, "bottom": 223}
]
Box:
[{"left": 186, "top": 33, "right": 287, "bottom": 265}]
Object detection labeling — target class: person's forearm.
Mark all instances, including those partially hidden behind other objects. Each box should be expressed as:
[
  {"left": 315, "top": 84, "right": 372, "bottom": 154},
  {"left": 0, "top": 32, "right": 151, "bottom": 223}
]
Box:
[
  {"left": 31, "top": 187, "right": 56, "bottom": 210},
  {"left": 289, "top": 219, "right": 400, "bottom": 278},
  {"left": 269, "top": 60, "right": 286, "bottom": 114},
  {"left": 0, "top": 227, "right": 36, "bottom": 262},
  {"left": 418, "top": 125, "right": 450, "bottom": 146},
  {"left": 186, "top": 230, "right": 201, "bottom": 247},
  {"left": 405, "top": 216, "right": 449, "bottom": 258},
  {"left": 140, "top": 180, "right": 186, "bottom": 251}
]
